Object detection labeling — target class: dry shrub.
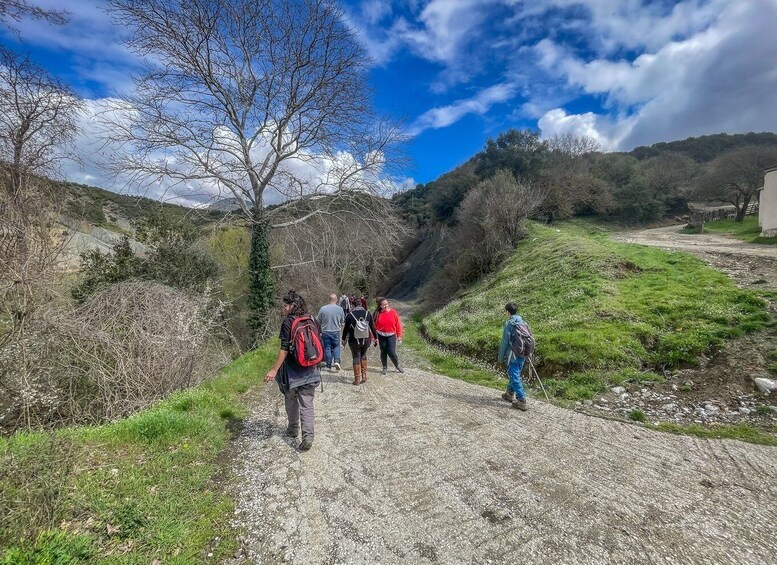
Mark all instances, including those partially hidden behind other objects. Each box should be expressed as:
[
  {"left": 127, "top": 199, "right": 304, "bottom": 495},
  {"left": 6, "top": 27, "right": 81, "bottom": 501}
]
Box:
[
  {"left": 0, "top": 282, "right": 228, "bottom": 432},
  {"left": 421, "top": 170, "right": 543, "bottom": 309}
]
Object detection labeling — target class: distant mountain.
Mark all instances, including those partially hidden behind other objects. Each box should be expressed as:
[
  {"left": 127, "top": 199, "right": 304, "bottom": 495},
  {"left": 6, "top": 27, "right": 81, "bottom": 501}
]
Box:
[{"left": 208, "top": 197, "right": 247, "bottom": 212}]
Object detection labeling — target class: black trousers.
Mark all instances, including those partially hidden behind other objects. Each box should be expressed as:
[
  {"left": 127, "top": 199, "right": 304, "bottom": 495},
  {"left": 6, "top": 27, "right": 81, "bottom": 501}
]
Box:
[{"left": 378, "top": 334, "right": 399, "bottom": 369}]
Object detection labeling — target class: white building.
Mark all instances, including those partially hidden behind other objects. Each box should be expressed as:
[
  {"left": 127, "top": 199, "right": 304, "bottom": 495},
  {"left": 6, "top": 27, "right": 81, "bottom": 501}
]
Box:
[{"left": 760, "top": 167, "right": 777, "bottom": 236}]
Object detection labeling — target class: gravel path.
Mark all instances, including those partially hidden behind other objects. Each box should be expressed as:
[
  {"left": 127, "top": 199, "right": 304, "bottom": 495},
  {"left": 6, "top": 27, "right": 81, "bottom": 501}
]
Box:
[
  {"left": 610, "top": 225, "right": 777, "bottom": 259},
  {"left": 228, "top": 357, "right": 777, "bottom": 564}
]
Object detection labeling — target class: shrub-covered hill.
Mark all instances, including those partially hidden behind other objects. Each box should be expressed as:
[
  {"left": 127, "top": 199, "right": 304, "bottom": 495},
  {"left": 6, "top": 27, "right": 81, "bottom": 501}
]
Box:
[
  {"left": 60, "top": 180, "right": 225, "bottom": 229},
  {"left": 422, "top": 222, "right": 769, "bottom": 384}
]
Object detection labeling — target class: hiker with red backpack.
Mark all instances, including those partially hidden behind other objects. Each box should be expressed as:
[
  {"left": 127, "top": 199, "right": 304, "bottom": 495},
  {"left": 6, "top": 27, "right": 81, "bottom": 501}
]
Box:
[
  {"left": 264, "top": 289, "right": 324, "bottom": 451},
  {"left": 342, "top": 296, "right": 377, "bottom": 385},
  {"left": 498, "top": 302, "right": 535, "bottom": 411}
]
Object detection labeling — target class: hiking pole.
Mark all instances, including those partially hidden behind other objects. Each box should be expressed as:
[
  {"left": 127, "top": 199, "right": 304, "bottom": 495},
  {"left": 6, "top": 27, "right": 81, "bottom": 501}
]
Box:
[{"left": 526, "top": 356, "right": 550, "bottom": 401}]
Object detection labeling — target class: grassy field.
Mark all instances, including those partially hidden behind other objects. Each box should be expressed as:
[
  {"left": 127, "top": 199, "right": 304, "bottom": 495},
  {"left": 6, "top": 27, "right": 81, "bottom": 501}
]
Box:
[
  {"left": 0, "top": 342, "right": 277, "bottom": 564},
  {"left": 683, "top": 216, "right": 777, "bottom": 244},
  {"left": 422, "top": 221, "right": 770, "bottom": 401}
]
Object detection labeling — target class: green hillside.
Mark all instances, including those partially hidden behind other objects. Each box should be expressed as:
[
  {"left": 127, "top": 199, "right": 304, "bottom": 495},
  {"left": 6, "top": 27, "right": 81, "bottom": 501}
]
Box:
[
  {"left": 422, "top": 222, "right": 769, "bottom": 396},
  {"left": 60, "top": 180, "right": 224, "bottom": 229}
]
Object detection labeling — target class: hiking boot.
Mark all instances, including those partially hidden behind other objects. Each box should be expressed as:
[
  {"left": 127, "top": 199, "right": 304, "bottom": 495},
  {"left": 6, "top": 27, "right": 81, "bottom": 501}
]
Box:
[
  {"left": 333, "top": 362, "right": 341, "bottom": 371},
  {"left": 396, "top": 366, "right": 404, "bottom": 373},
  {"left": 501, "top": 391, "right": 515, "bottom": 403},
  {"left": 512, "top": 399, "right": 528, "bottom": 411},
  {"left": 299, "top": 437, "right": 313, "bottom": 451},
  {"left": 381, "top": 366, "right": 387, "bottom": 375},
  {"left": 286, "top": 425, "right": 300, "bottom": 438}
]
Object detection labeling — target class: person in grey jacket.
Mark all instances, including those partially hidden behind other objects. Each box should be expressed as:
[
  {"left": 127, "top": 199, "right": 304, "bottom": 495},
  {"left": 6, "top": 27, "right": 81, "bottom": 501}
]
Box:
[
  {"left": 498, "top": 302, "right": 528, "bottom": 411},
  {"left": 316, "top": 294, "right": 345, "bottom": 372}
]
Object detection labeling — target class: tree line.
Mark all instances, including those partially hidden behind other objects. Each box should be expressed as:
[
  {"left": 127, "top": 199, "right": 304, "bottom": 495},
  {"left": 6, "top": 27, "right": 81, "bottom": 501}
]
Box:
[
  {"left": 395, "top": 129, "right": 777, "bottom": 228},
  {"left": 393, "top": 129, "right": 777, "bottom": 308}
]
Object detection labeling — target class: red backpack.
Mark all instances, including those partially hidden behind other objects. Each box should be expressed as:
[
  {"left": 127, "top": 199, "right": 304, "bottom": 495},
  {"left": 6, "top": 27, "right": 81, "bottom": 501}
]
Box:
[{"left": 289, "top": 315, "right": 324, "bottom": 367}]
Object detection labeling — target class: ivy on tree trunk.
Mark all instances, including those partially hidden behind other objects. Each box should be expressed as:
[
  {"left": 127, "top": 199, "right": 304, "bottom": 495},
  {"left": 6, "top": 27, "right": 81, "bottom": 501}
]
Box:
[{"left": 248, "top": 209, "right": 274, "bottom": 341}]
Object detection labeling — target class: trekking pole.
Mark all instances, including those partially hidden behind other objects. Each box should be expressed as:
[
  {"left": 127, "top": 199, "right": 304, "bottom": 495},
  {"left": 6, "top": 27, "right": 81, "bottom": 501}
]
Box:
[{"left": 527, "top": 356, "right": 550, "bottom": 401}]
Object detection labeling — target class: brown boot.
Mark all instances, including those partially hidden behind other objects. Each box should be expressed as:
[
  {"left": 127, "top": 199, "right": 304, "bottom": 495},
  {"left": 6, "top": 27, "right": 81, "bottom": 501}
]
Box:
[
  {"left": 352, "top": 364, "right": 361, "bottom": 385},
  {"left": 360, "top": 359, "right": 368, "bottom": 383}
]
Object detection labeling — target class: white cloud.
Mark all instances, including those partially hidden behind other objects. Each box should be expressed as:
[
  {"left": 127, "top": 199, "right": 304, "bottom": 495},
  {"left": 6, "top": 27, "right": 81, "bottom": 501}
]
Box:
[
  {"left": 408, "top": 82, "right": 518, "bottom": 135},
  {"left": 61, "top": 97, "right": 406, "bottom": 209},
  {"left": 535, "top": 0, "right": 777, "bottom": 150},
  {"left": 537, "top": 108, "right": 620, "bottom": 150}
]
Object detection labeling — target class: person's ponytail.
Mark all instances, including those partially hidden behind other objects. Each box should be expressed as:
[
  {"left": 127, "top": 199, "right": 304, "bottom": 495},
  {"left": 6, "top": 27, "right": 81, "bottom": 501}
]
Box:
[{"left": 282, "top": 289, "right": 308, "bottom": 316}]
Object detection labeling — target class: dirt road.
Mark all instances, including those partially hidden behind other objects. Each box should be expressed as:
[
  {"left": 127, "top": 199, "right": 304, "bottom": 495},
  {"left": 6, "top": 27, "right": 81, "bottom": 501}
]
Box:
[
  {"left": 611, "top": 225, "right": 777, "bottom": 289},
  {"left": 228, "top": 356, "right": 777, "bottom": 564}
]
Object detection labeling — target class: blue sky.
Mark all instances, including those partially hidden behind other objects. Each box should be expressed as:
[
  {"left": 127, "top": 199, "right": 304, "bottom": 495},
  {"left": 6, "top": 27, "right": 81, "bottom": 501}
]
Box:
[{"left": 3, "top": 0, "right": 777, "bottom": 204}]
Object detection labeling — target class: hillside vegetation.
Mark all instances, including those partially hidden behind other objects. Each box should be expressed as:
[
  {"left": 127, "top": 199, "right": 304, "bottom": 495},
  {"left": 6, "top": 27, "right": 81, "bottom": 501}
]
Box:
[
  {"left": 422, "top": 222, "right": 769, "bottom": 398},
  {"left": 0, "top": 343, "right": 275, "bottom": 563}
]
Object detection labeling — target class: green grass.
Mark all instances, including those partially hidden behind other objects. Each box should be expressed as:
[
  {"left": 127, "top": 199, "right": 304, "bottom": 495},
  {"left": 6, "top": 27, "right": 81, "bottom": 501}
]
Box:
[
  {"left": 655, "top": 422, "right": 777, "bottom": 446},
  {"left": 684, "top": 216, "right": 777, "bottom": 244},
  {"left": 0, "top": 342, "right": 277, "bottom": 564},
  {"left": 404, "top": 317, "right": 504, "bottom": 390},
  {"left": 422, "top": 220, "right": 770, "bottom": 388}
]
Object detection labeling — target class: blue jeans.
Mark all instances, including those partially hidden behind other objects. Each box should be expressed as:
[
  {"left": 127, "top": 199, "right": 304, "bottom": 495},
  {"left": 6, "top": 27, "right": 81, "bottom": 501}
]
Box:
[
  {"left": 322, "top": 331, "right": 341, "bottom": 368},
  {"left": 506, "top": 356, "right": 526, "bottom": 400}
]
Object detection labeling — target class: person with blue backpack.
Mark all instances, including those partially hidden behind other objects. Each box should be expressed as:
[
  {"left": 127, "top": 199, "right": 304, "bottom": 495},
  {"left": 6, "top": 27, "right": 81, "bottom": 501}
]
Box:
[{"left": 498, "top": 302, "right": 535, "bottom": 411}]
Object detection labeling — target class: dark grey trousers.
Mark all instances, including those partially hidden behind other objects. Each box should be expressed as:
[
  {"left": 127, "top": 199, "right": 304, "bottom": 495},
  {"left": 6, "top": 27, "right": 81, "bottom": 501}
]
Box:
[{"left": 285, "top": 383, "right": 316, "bottom": 440}]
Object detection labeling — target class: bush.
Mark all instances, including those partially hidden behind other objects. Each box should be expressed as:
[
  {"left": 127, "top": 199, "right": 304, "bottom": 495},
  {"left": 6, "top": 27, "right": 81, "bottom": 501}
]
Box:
[
  {"left": 0, "top": 282, "right": 228, "bottom": 432},
  {"left": 421, "top": 170, "right": 542, "bottom": 308}
]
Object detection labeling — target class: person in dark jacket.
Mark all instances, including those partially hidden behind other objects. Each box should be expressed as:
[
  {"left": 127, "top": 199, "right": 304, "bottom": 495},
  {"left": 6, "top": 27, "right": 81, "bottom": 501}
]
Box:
[
  {"left": 342, "top": 296, "right": 377, "bottom": 385},
  {"left": 264, "top": 289, "right": 322, "bottom": 450}
]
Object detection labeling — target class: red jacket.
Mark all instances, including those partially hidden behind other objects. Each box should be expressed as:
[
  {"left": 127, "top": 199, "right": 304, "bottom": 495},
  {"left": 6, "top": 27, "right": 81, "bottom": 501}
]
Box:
[{"left": 373, "top": 308, "right": 402, "bottom": 338}]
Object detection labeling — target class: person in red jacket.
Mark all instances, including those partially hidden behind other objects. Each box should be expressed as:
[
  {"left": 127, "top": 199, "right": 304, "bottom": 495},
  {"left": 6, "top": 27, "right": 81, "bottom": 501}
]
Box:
[{"left": 373, "top": 297, "right": 404, "bottom": 374}]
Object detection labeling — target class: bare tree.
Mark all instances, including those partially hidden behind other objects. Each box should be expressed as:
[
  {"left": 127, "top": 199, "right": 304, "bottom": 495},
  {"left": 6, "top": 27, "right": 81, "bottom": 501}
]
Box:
[
  {"left": 106, "top": 0, "right": 405, "bottom": 336},
  {"left": 421, "top": 170, "right": 543, "bottom": 306},
  {"left": 537, "top": 134, "right": 602, "bottom": 222},
  {"left": 0, "top": 47, "right": 82, "bottom": 420},
  {"left": 696, "top": 146, "right": 777, "bottom": 221},
  {"left": 547, "top": 132, "right": 600, "bottom": 157},
  {"left": 0, "top": 0, "right": 69, "bottom": 30}
]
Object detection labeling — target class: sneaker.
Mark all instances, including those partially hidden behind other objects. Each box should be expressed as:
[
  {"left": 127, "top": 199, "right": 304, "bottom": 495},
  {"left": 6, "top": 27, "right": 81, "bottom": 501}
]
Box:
[
  {"left": 381, "top": 366, "right": 387, "bottom": 375},
  {"left": 333, "top": 362, "right": 341, "bottom": 371},
  {"left": 396, "top": 367, "right": 404, "bottom": 373},
  {"left": 512, "top": 399, "right": 528, "bottom": 411},
  {"left": 299, "top": 438, "right": 313, "bottom": 451},
  {"left": 501, "top": 391, "right": 515, "bottom": 403},
  {"left": 287, "top": 426, "right": 299, "bottom": 438}
]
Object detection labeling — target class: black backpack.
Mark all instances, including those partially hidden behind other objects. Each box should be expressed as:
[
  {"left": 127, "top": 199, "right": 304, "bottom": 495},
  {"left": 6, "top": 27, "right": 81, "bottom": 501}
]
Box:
[{"left": 509, "top": 322, "right": 536, "bottom": 358}]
